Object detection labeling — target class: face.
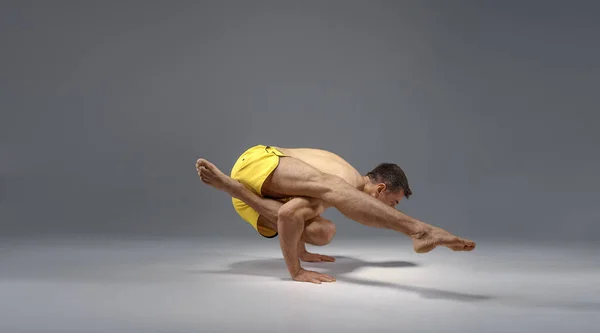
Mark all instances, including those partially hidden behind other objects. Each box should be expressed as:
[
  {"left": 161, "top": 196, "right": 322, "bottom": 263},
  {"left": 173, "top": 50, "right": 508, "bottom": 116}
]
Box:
[{"left": 364, "top": 182, "right": 405, "bottom": 207}]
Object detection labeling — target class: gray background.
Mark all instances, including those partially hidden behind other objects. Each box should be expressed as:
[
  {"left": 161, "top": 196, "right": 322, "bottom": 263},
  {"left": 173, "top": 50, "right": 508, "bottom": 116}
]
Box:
[{"left": 2, "top": 0, "right": 598, "bottom": 241}]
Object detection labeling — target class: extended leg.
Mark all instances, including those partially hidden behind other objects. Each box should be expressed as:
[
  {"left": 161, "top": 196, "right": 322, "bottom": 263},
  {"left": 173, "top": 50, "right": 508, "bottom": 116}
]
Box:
[
  {"left": 196, "top": 157, "right": 474, "bottom": 253},
  {"left": 262, "top": 157, "right": 475, "bottom": 252}
]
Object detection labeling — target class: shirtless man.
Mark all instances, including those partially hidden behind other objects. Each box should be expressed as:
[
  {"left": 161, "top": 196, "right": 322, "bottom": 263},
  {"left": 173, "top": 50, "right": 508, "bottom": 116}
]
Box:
[{"left": 196, "top": 145, "right": 475, "bottom": 284}]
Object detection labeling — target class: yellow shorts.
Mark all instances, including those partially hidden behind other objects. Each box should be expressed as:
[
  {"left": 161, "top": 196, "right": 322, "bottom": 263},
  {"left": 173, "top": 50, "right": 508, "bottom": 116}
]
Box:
[{"left": 230, "top": 145, "right": 287, "bottom": 238}]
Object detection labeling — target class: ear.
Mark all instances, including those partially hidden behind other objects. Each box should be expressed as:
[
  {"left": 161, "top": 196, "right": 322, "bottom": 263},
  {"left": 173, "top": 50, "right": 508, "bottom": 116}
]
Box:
[{"left": 376, "top": 183, "right": 387, "bottom": 193}]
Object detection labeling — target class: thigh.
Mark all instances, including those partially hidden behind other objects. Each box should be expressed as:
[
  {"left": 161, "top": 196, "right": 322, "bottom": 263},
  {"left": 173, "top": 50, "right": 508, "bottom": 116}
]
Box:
[
  {"left": 258, "top": 197, "right": 327, "bottom": 232},
  {"left": 277, "top": 196, "right": 325, "bottom": 221},
  {"left": 261, "top": 157, "right": 331, "bottom": 199},
  {"left": 257, "top": 215, "right": 277, "bottom": 233}
]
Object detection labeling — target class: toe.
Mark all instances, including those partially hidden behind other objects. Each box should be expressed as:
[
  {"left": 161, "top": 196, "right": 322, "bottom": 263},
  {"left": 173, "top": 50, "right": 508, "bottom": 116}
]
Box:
[
  {"left": 199, "top": 158, "right": 216, "bottom": 170},
  {"left": 197, "top": 158, "right": 209, "bottom": 167}
]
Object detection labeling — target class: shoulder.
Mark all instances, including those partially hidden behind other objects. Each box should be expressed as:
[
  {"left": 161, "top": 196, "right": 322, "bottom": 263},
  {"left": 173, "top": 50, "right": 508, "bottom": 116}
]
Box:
[
  {"left": 344, "top": 170, "right": 365, "bottom": 188},
  {"left": 315, "top": 149, "right": 363, "bottom": 186}
]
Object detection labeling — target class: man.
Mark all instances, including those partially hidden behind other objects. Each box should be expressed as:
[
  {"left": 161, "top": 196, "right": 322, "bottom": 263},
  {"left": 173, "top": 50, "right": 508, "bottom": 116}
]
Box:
[{"left": 196, "top": 144, "right": 475, "bottom": 284}]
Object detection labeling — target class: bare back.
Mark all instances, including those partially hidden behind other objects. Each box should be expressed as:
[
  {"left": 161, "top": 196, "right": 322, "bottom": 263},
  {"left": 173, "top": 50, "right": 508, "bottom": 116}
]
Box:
[{"left": 275, "top": 147, "right": 365, "bottom": 189}]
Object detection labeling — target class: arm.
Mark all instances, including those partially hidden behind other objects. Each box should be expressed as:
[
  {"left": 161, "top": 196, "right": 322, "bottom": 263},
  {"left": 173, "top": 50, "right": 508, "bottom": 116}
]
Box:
[
  {"left": 277, "top": 197, "right": 336, "bottom": 283},
  {"left": 277, "top": 197, "right": 318, "bottom": 277}
]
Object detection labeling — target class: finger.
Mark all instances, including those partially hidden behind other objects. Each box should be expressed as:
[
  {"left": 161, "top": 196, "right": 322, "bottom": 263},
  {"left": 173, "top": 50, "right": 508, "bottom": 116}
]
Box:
[
  {"left": 321, "top": 255, "right": 335, "bottom": 262},
  {"left": 310, "top": 279, "right": 322, "bottom": 284}
]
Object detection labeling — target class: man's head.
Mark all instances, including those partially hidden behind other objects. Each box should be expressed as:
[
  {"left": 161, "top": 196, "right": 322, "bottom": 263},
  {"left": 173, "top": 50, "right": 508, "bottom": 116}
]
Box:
[{"left": 363, "top": 163, "right": 412, "bottom": 207}]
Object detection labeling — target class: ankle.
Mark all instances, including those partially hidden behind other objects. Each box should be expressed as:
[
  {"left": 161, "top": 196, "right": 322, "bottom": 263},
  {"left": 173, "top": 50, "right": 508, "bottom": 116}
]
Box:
[{"left": 410, "top": 224, "right": 432, "bottom": 240}]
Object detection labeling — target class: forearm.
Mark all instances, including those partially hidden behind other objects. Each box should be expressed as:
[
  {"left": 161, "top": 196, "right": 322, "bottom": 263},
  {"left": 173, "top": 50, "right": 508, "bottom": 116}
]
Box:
[
  {"left": 278, "top": 212, "right": 305, "bottom": 277},
  {"left": 276, "top": 197, "right": 320, "bottom": 277}
]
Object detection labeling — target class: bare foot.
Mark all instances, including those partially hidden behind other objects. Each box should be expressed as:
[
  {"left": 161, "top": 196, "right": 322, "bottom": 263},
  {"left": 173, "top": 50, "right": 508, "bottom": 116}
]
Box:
[
  {"left": 412, "top": 227, "right": 476, "bottom": 253},
  {"left": 293, "top": 268, "right": 336, "bottom": 284},
  {"left": 196, "top": 158, "right": 243, "bottom": 196},
  {"left": 300, "top": 251, "right": 336, "bottom": 263}
]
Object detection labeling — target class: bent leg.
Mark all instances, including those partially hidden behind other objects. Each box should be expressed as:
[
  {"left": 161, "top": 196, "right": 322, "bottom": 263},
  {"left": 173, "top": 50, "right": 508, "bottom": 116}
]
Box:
[
  {"left": 297, "top": 216, "right": 336, "bottom": 262},
  {"left": 302, "top": 216, "right": 336, "bottom": 246},
  {"left": 196, "top": 157, "right": 335, "bottom": 253},
  {"left": 258, "top": 214, "right": 336, "bottom": 246},
  {"left": 262, "top": 157, "right": 475, "bottom": 252}
]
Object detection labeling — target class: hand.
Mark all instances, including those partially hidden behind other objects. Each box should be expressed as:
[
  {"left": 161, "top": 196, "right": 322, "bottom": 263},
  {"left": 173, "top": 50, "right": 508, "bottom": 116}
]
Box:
[
  {"left": 293, "top": 269, "right": 336, "bottom": 284},
  {"left": 300, "top": 251, "right": 336, "bottom": 262}
]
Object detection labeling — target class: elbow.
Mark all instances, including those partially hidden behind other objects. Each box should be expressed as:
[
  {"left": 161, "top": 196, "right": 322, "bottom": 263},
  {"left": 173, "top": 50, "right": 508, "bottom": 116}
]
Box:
[
  {"left": 278, "top": 205, "right": 300, "bottom": 222},
  {"left": 277, "top": 205, "right": 304, "bottom": 228}
]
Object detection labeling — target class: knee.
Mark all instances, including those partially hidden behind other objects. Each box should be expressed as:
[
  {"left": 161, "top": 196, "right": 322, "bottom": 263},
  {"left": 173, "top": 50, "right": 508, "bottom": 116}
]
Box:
[{"left": 311, "top": 221, "right": 336, "bottom": 246}]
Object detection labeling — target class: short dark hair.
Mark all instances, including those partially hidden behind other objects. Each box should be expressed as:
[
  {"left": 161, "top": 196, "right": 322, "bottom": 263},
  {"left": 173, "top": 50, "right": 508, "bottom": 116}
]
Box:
[{"left": 366, "top": 163, "right": 412, "bottom": 198}]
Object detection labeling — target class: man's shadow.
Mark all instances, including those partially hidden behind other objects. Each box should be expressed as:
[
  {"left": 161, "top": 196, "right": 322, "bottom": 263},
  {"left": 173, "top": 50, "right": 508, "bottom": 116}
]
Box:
[
  {"left": 192, "top": 255, "right": 600, "bottom": 311},
  {"left": 191, "top": 255, "right": 492, "bottom": 302}
]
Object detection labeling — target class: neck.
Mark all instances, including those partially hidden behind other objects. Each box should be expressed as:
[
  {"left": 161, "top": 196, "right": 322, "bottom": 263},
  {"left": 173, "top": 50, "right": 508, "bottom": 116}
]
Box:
[{"left": 358, "top": 176, "right": 371, "bottom": 191}]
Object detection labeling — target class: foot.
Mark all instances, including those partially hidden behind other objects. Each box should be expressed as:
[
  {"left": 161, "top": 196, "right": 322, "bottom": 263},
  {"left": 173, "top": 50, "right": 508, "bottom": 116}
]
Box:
[
  {"left": 300, "top": 250, "right": 336, "bottom": 262},
  {"left": 293, "top": 268, "right": 336, "bottom": 284},
  {"left": 196, "top": 158, "right": 243, "bottom": 196},
  {"left": 412, "top": 227, "right": 476, "bottom": 253}
]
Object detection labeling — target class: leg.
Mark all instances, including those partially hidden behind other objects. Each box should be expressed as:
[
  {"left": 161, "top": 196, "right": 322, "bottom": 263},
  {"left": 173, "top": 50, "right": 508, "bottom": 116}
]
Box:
[
  {"left": 302, "top": 216, "right": 337, "bottom": 246},
  {"left": 197, "top": 158, "right": 335, "bottom": 260},
  {"left": 262, "top": 157, "right": 475, "bottom": 253},
  {"left": 258, "top": 215, "right": 336, "bottom": 246},
  {"left": 297, "top": 216, "right": 337, "bottom": 262},
  {"left": 197, "top": 157, "right": 336, "bottom": 283},
  {"left": 197, "top": 156, "right": 474, "bottom": 253},
  {"left": 257, "top": 214, "right": 336, "bottom": 262}
]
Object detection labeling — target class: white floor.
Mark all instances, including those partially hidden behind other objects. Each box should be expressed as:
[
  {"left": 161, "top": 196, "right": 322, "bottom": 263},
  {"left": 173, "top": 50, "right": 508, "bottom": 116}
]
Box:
[{"left": 0, "top": 236, "right": 598, "bottom": 333}]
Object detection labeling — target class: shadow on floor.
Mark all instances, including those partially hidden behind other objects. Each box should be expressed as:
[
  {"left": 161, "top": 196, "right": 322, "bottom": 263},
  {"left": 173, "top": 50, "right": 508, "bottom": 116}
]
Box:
[
  {"left": 192, "top": 256, "right": 600, "bottom": 312},
  {"left": 191, "top": 255, "right": 493, "bottom": 303}
]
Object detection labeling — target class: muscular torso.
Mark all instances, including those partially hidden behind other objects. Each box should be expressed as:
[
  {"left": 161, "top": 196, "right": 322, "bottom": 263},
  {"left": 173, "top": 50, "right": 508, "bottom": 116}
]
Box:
[{"left": 275, "top": 147, "right": 366, "bottom": 189}]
